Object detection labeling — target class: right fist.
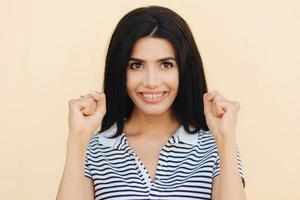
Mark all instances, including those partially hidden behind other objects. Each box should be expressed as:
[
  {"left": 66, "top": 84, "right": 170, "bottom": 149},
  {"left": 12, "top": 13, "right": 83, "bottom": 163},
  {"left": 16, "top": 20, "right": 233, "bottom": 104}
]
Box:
[{"left": 68, "top": 91, "right": 106, "bottom": 140}]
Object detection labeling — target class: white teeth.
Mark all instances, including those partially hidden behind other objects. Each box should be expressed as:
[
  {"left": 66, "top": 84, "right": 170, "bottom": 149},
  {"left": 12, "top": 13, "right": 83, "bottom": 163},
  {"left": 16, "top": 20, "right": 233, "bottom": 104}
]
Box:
[{"left": 141, "top": 92, "right": 164, "bottom": 99}]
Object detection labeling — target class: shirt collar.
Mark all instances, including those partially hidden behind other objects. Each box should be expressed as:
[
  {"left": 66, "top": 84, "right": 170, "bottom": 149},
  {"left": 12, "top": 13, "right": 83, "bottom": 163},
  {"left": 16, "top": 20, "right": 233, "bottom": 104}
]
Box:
[{"left": 98, "top": 123, "right": 198, "bottom": 149}]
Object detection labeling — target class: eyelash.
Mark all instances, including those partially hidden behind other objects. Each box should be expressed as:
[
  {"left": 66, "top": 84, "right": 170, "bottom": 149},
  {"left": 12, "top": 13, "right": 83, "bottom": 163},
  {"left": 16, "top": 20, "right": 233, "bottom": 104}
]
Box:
[{"left": 128, "top": 62, "right": 174, "bottom": 70}]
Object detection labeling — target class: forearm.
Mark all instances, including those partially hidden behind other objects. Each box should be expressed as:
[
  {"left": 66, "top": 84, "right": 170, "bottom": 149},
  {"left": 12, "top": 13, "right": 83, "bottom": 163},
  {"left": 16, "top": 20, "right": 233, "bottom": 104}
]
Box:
[
  {"left": 215, "top": 136, "right": 246, "bottom": 200},
  {"left": 56, "top": 135, "right": 89, "bottom": 200}
]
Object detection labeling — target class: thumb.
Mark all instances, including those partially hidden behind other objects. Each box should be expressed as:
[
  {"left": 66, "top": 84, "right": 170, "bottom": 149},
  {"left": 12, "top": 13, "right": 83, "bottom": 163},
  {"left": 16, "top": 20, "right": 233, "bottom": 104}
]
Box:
[
  {"left": 203, "top": 93, "right": 213, "bottom": 115},
  {"left": 89, "top": 91, "right": 106, "bottom": 114}
]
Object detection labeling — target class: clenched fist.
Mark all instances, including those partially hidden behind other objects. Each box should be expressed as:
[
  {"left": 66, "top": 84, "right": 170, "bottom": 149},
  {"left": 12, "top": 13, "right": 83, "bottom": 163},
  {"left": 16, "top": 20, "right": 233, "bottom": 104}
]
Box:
[
  {"left": 203, "top": 90, "right": 240, "bottom": 142},
  {"left": 68, "top": 91, "right": 106, "bottom": 142}
]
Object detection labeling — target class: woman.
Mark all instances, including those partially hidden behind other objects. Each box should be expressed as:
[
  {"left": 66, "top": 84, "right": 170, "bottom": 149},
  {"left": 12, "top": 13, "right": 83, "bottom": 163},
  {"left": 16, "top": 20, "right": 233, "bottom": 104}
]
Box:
[{"left": 57, "top": 6, "right": 246, "bottom": 200}]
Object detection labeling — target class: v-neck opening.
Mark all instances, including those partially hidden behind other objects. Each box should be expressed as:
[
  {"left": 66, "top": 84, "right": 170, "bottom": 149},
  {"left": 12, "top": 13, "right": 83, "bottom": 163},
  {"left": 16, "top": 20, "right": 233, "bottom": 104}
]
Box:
[
  {"left": 121, "top": 127, "right": 182, "bottom": 186},
  {"left": 124, "top": 135, "right": 173, "bottom": 183}
]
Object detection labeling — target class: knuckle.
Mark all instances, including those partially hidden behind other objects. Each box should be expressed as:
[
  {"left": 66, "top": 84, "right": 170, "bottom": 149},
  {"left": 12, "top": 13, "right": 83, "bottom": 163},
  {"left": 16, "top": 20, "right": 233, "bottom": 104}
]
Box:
[
  {"left": 86, "top": 94, "right": 92, "bottom": 99},
  {"left": 86, "top": 95, "right": 95, "bottom": 102}
]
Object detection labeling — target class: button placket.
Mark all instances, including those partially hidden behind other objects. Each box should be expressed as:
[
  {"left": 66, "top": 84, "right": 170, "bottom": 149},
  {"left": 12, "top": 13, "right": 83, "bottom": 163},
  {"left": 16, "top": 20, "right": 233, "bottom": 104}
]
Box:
[
  {"left": 123, "top": 138, "right": 152, "bottom": 191},
  {"left": 156, "top": 140, "right": 172, "bottom": 182},
  {"left": 123, "top": 132, "right": 175, "bottom": 194},
  {"left": 132, "top": 151, "right": 152, "bottom": 191}
]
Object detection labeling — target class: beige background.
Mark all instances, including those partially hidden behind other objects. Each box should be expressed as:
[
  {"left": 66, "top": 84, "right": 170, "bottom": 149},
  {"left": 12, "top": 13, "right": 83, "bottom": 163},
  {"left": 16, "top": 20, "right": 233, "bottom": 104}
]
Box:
[{"left": 1, "top": 0, "right": 299, "bottom": 199}]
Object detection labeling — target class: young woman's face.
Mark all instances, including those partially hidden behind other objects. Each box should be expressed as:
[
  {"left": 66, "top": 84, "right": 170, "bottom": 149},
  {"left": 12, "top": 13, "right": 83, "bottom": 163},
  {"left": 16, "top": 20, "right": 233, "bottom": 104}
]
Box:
[{"left": 126, "top": 37, "right": 179, "bottom": 115}]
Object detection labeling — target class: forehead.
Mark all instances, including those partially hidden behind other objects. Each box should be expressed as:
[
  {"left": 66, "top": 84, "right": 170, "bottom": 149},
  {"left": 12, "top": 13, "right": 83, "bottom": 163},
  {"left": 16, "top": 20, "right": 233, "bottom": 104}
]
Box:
[{"left": 130, "top": 37, "right": 175, "bottom": 60}]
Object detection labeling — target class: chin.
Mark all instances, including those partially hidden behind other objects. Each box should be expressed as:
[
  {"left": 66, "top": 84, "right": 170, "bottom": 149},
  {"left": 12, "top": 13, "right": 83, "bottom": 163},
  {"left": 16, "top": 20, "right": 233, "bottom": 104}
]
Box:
[
  {"left": 141, "top": 108, "right": 169, "bottom": 115},
  {"left": 134, "top": 103, "right": 172, "bottom": 116}
]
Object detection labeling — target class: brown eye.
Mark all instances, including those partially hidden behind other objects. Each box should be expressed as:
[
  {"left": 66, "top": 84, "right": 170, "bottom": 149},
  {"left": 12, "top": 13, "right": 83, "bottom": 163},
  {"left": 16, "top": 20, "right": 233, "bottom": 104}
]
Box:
[
  {"left": 161, "top": 62, "right": 173, "bottom": 69},
  {"left": 129, "top": 62, "right": 142, "bottom": 69}
]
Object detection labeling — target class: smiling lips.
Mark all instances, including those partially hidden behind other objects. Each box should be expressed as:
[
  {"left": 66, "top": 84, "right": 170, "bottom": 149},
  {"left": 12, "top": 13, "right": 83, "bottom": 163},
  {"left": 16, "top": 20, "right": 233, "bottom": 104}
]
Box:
[{"left": 138, "top": 91, "right": 167, "bottom": 104}]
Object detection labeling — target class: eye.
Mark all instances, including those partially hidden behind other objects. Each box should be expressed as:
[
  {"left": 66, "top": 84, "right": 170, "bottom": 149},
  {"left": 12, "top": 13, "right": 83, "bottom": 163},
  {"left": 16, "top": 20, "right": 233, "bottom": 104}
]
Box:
[
  {"left": 161, "top": 62, "right": 173, "bottom": 69},
  {"left": 129, "top": 62, "right": 142, "bottom": 70}
]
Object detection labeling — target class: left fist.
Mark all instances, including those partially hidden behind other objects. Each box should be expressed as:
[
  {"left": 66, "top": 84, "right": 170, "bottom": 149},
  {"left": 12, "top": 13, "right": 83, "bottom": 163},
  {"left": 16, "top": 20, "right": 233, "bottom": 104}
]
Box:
[{"left": 203, "top": 90, "right": 240, "bottom": 140}]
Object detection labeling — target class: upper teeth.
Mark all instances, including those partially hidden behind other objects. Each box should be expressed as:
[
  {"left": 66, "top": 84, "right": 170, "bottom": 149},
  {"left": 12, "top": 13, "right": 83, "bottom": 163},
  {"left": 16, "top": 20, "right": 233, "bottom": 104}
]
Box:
[{"left": 142, "top": 92, "right": 164, "bottom": 99}]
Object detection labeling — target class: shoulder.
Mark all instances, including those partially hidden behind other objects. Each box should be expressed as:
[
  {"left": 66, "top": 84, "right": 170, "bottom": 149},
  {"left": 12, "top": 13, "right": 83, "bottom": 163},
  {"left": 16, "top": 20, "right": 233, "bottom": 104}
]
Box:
[
  {"left": 177, "top": 126, "right": 217, "bottom": 149},
  {"left": 87, "top": 123, "right": 121, "bottom": 150},
  {"left": 198, "top": 129, "right": 216, "bottom": 142},
  {"left": 196, "top": 129, "right": 219, "bottom": 149}
]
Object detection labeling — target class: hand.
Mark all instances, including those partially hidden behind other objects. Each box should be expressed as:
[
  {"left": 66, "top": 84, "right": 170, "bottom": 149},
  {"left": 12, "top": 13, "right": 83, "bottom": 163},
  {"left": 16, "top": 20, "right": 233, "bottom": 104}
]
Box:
[
  {"left": 203, "top": 90, "right": 240, "bottom": 141},
  {"left": 68, "top": 91, "right": 106, "bottom": 141}
]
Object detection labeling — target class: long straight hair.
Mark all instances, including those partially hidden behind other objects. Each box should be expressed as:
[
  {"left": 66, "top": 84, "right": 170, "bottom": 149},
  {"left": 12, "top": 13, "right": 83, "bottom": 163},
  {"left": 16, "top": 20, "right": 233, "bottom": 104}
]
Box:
[{"left": 99, "top": 6, "right": 209, "bottom": 137}]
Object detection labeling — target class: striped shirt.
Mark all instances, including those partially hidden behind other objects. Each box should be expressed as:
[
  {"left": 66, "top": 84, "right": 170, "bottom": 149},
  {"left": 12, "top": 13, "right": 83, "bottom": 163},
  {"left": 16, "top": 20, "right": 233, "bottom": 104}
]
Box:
[{"left": 84, "top": 123, "right": 245, "bottom": 200}]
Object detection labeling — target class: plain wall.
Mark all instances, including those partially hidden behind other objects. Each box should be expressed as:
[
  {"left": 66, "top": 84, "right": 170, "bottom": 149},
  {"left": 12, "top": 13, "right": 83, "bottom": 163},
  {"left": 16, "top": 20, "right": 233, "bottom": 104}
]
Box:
[{"left": 1, "top": 0, "right": 299, "bottom": 199}]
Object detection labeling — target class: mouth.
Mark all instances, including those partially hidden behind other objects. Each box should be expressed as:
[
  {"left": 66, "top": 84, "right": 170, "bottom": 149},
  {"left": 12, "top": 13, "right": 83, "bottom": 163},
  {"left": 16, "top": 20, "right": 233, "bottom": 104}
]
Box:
[{"left": 137, "top": 91, "right": 167, "bottom": 104}]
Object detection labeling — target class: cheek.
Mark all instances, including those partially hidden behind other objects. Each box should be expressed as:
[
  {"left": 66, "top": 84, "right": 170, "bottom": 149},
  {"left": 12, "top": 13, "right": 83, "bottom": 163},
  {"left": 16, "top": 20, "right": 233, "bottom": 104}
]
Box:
[
  {"left": 164, "top": 72, "right": 179, "bottom": 90},
  {"left": 126, "top": 72, "right": 140, "bottom": 92}
]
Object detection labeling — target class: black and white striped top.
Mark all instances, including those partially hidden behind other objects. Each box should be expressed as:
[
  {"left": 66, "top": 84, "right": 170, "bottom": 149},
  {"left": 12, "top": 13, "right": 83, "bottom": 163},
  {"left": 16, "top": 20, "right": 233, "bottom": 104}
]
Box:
[{"left": 84, "top": 123, "right": 245, "bottom": 200}]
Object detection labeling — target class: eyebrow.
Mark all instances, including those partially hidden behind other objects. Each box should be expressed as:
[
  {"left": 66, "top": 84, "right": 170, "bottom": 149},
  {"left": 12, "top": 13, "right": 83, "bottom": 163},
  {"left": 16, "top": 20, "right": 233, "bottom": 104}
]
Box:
[{"left": 128, "top": 57, "right": 177, "bottom": 62}]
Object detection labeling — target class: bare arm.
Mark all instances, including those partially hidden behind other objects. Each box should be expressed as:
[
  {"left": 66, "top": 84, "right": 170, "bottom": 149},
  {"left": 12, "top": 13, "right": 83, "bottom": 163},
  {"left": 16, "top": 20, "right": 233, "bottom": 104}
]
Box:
[
  {"left": 56, "top": 91, "right": 106, "bottom": 200},
  {"left": 203, "top": 90, "right": 246, "bottom": 200},
  {"left": 56, "top": 135, "right": 94, "bottom": 200},
  {"left": 212, "top": 138, "right": 246, "bottom": 200}
]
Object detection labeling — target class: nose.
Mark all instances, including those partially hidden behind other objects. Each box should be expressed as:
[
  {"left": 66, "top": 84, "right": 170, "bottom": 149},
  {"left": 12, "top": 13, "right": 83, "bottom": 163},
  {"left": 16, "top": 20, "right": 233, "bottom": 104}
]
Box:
[{"left": 143, "top": 66, "right": 161, "bottom": 88}]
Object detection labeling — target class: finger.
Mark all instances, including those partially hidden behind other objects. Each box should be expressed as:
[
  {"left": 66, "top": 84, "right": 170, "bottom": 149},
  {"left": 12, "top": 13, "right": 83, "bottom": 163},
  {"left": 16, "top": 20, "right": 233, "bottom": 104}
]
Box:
[
  {"left": 81, "top": 101, "right": 96, "bottom": 115},
  {"left": 88, "top": 91, "right": 104, "bottom": 100},
  {"left": 80, "top": 94, "right": 95, "bottom": 101},
  {"left": 88, "top": 91, "right": 106, "bottom": 115},
  {"left": 70, "top": 95, "right": 97, "bottom": 115},
  {"left": 69, "top": 99, "right": 93, "bottom": 112},
  {"left": 213, "top": 100, "right": 228, "bottom": 117},
  {"left": 204, "top": 92, "right": 214, "bottom": 102},
  {"left": 217, "top": 100, "right": 240, "bottom": 117},
  {"left": 207, "top": 90, "right": 225, "bottom": 102},
  {"left": 78, "top": 94, "right": 96, "bottom": 109},
  {"left": 203, "top": 93, "right": 213, "bottom": 115},
  {"left": 203, "top": 91, "right": 225, "bottom": 115}
]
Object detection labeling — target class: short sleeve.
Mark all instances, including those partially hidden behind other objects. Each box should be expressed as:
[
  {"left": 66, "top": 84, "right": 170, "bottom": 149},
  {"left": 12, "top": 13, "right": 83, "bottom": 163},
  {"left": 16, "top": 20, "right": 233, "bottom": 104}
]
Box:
[
  {"left": 212, "top": 147, "right": 245, "bottom": 188},
  {"left": 84, "top": 152, "right": 92, "bottom": 179},
  {"left": 83, "top": 139, "right": 93, "bottom": 179}
]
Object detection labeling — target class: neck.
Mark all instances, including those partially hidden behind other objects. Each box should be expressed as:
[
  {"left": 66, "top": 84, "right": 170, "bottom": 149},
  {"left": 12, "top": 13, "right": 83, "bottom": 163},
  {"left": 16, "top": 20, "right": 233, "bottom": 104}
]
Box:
[{"left": 124, "top": 107, "right": 180, "bottom": 138}]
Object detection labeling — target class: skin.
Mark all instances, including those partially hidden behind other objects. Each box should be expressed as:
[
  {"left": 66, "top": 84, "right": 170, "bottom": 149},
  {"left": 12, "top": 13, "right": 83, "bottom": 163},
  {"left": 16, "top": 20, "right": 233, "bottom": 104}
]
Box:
[
  {"left": 123, "top": 36, "right": 181, "bottom": 180},
  {"left": 204, "top": 91, "right": 247, "bottom": 200},
  {"left": 57, "top": 37, "right": 246, "bottom": 200},
  {"left": 56, "top": 92, "right": 105, "bottom": 200}
]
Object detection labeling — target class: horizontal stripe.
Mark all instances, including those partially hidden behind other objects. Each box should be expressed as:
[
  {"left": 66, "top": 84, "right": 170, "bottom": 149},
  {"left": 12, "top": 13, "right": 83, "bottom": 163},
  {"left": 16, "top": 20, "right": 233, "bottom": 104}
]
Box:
[{"left": 84, "top": 123, "right": 245, "bottom": 200}]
